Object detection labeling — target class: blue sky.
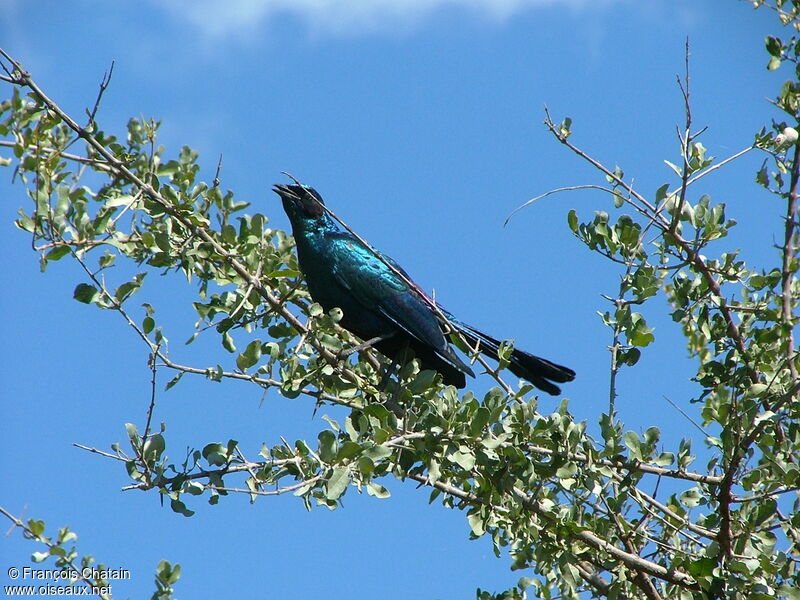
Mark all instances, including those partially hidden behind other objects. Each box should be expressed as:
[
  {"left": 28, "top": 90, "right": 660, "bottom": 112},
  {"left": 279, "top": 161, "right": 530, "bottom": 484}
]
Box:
[{"left": 0, "top": 1, "right": 787, "bottom": 598}]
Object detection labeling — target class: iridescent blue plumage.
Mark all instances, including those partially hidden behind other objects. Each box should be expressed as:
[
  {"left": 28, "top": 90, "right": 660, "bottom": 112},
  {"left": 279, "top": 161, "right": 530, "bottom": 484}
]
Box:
[{"left": 274, "top": 183, "right": 575, "bottom": 394}]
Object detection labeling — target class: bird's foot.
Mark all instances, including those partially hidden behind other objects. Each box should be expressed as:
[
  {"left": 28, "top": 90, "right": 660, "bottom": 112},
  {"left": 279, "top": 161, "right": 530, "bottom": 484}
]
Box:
[{"left": 337, "top": 332, "right": 395, "bottom": 359}]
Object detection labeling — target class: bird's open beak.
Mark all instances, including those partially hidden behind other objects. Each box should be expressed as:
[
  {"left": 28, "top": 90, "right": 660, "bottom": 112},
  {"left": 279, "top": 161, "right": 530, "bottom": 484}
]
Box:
[{"left": 272, "top": 184, "right": 300, "bottom": 200}]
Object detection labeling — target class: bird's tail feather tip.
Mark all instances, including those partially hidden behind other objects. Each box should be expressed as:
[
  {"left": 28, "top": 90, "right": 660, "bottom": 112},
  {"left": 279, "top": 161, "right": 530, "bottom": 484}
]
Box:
[{"left": 510, "top": 351, "right": 574, "bottom": 381}]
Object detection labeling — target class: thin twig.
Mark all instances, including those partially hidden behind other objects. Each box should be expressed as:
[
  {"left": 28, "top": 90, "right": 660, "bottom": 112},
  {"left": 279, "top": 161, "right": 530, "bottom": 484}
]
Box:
[
  {"left": 143, "top": 343, "right": 160, "bottom": 441},
  {"left": 669, "top": 38, "right": 693, "bottom": 235},
  {"left": 0, "top": 140, "right": 113, "bottom": 170},
  {"left": 542, "top": 106, "right": 662, "bottom": 223},
  {"left": 204, "top": 476, "right": 323, "bottom": 497},
  {"left": 213, "top": 154, "right": 223, "bottom": 188},
  {"left": 85, "top": 60, "right": 114, "bottom": 128},
  {"left": 662, "top": 395, "right": 708, "bottom": 437},
  {"left": 73, "top": 443, "right": 128, "bottom": 461},
  {"left": 676, "top": 145, "right": 755, "bottom": 192},
  {"left": 504, "top": 184, "right": 619, "bottom": 226}
]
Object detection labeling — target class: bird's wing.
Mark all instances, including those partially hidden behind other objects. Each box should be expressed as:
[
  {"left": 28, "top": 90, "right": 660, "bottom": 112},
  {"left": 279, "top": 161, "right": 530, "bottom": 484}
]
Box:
[{"left": 326, "top": 232, "right": 473, "bottom": 375}]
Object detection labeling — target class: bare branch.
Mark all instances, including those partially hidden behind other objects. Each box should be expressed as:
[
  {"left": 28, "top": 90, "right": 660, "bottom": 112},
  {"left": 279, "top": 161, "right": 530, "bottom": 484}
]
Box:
[
  {"left": 73, "top": 443, "right": 128, "bottom": 462},
  {"left": 662, "top": 395, "right": 709, "bottom": 437},
  {"left": 677, "top": 145, "right": 755, "bottom": 192},
  {"left": 204, "top": 475, "right": 323, "bottom": 497},
  {"left": 504, "top": 184, "right": 619, "bottom": 226},
  {"left": 781, "top": 141, "right": 799, "bottom": 386},
  {"left": 669, "top": 38, "right": 692, "bottom": 235},
  {"left": 85, "top": 60, "right": 114, "bottom": 128},
  {"left": 0, "top": 140, "right": 114, "bottom": 171},
  {"left": 213, "top": 153, "right": 223, "bottom": 188},
  {"left": 542, "top": 106, "right": 663, "bottom": 225}
]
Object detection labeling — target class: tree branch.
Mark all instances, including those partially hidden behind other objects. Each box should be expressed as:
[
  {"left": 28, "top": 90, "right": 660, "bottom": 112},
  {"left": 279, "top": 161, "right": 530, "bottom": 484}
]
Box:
[
  {"left": 0, "top": 49, "right": 373, "bottom": 394},
  {"left": 407, "top": 473, "right": 698, "bottom": 590},
  {"left": 781, "top": 140, "right": 799, "bottom": 385}
]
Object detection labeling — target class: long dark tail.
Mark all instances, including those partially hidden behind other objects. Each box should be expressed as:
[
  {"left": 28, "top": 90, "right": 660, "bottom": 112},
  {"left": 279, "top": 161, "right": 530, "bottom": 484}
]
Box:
[{"left": 449, "top": 318, "right": 575, "bottom": 395}]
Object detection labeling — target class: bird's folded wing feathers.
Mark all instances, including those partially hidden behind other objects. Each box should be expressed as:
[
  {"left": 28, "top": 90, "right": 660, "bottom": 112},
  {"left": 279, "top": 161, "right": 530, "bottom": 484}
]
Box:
[{"left": 327, "top": 233, "right": 473, "bottom": 375}]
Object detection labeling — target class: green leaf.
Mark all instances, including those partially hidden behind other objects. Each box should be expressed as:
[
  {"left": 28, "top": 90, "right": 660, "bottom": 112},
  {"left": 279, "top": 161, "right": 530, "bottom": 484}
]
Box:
[
  {"left": 363, "top": 444, "right": 392, "bottom": 462},
  {"left": 619, "top": 347, "right": 641, "bottom": 367},
  {"left": 155, "top": 560, "right": 182, "bottom": 585},
  {"left": 469, "top": 407, "right": 491, "bottom": 436},
  {"left": 114, "top": 273, "right": 146, "bottom": 303},
  {"left": 357, "top": 455, "right": 375, "bottom": 476},
  {"left": 143, "top": 316, "right": 155, "bottom": 334},
  {"left": 688, "top": 557, "right": 715, "bottom": 577},
  {"left": 567, "top": 209, "right": 578, "bottom": 233},
  {"left": 105, "top": 194, "right": 136, "bottom": 208},
  {"left": 449, "top": 449, "right": 476, "bottom": 470},
  {"left": 366, "top": 482, "right": 390, "bottom": 498},
  {"left": 766, "top": 35, "right": 782, "bottom": 57},
  {"left": 236, "top": 340, "right": 262, "bottom": 371},
  {"left": 165, "top": 372, "right": 184, "bottom": 390},
  {"left": 170, "top": 498, "right": 195, "bottom": 517},
  {"left": 143, "top": 433, "right": 165, "bottom": 462},
  {"left": 202, "top": 443, "right": 228, "bottom": 466},
  {"left": 125, "top": 422, "right": 140, "bottom": 442},
  {"left": 45, "top": 246, "right": 71, "bottom": 262},
  {"left": 222, "top": 331, "right": 236, "bottom": 353},
  {"left": 680, "top": 487, "right": 703, "bottom": 508},
  {"left": 73, "top": 283, "right": 99, "bottom": 304},
  {"left": 558, "top": 116, "right": 572, "bottom": 139},
  {"left": 555, "top": 462, "right": 578, "bottom": 479},
  {"left": 623, "top": 431, "right": 642, "bottom": 460},
  {"left": 467, "top": 511, "right": 485, "bottom": 536},
  {"left": 778, "top": 585, "right": 800, "bottom": 600},
  {"left": 266, "top": 268, "right": 301, "bottom": 279},
  {"left": 655, "top": 183, "right": 670, "bottom": 204},
  {"left": 15, "top": 210, "right": 34, "bottom": 233},
  {"left": 325, "top": 466, "right": 350, "bottom": 501},
  {"left": 318, "top": 430, "right": 337, "bottom": 463},
  {"left": 337, "top": 441, "right": 363, "bottom": 461},
  {"left": 664, "top": 160, "right": 682, "bottom": 177},
  {"left": 28, "top": 519, "right": 45, "bottom": 537},
  {"left": 654, "top": 452, "right": 674, "bottom": 466},
  {"left": 184, "top": 481, "right": 204, "bottom": 496}
]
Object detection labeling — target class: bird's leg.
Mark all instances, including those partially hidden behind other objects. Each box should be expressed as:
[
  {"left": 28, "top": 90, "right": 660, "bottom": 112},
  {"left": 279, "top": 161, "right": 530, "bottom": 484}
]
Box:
[
  {"left": 378, "top": 341, "right": 413, "bottom": 390},
  {"left": 378, "top": 342, "right": 413, "bottom": 416},
  {"left": 377, "top": 361, "right": 397, "bottom": 391},
  {"left": 337, "top": 332, "right": 395, "bottom": 360},
  {"left": 377, "top": 341, "right": 412, "bottom": 390}
]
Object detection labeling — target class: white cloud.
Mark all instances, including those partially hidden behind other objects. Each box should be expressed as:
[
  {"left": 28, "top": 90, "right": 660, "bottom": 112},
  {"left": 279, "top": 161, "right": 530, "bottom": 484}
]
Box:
[{"left": 154, "top": 0, "right": 618, "bottom": 37}]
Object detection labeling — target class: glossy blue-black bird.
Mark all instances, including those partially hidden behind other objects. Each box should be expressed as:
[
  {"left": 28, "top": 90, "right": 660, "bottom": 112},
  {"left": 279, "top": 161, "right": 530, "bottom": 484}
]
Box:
[{"left": 274, "top": 183, "right": 575, "bottom": 395}]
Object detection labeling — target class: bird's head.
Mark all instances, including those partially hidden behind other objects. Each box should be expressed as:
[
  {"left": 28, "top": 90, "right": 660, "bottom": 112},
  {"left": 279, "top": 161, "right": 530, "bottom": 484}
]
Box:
[{"left": 273, "top": 183, "right": 326, "bottom": 225}]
